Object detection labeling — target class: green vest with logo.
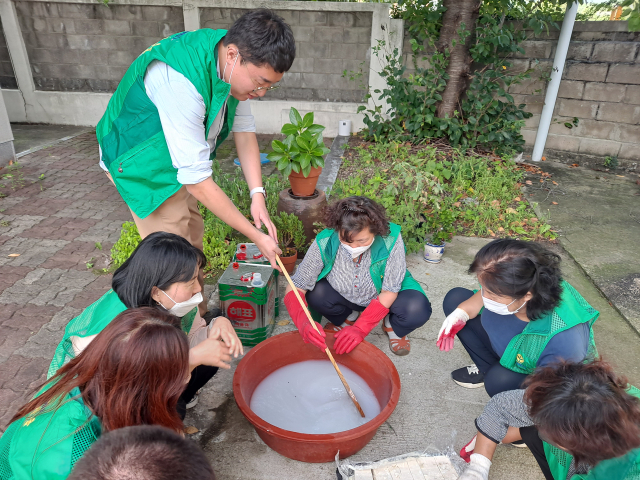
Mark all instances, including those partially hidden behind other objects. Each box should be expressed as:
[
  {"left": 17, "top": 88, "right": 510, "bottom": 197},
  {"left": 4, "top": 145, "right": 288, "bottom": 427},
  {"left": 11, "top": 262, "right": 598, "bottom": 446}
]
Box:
[
  {"left": 96, "top": 29, "right": 239, "bottom": 219},
  {"left": 309, "top": 223, "right": 426, "bottom": 322},
  {"left": 499, "top": 281, "right": 598, "bottom": 375},
  {"left": 0, "top": 387, "right": 101, "bottom": 480},
  {"left": 48, "top": 289, "right": 197, "bottom": 378},
  {"left": 543, "top": 386, "right": 640, "bottom": 480}
]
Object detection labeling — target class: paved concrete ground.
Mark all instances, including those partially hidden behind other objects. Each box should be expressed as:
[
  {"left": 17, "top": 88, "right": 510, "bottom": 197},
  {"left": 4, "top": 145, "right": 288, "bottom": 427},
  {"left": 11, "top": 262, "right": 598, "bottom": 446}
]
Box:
[
  {"left": 524, "top": 161, "right": 640, "bottom": 334},
  {"left": 10, "top": 123, "right": 91, "bottom": 156},
  {"left": 1, "top": 130, "right": 639, "bottom": 480}
]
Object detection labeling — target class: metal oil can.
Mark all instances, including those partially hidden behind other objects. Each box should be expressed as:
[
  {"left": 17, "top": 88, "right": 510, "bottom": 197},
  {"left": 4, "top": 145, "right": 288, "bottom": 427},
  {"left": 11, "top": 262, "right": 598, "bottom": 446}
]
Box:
[
  {"left": 232, "top": 243, "right": 280, "bottom": 318},
  {"left": 218, "top": 261, "right": 277, "bottom": 346}
]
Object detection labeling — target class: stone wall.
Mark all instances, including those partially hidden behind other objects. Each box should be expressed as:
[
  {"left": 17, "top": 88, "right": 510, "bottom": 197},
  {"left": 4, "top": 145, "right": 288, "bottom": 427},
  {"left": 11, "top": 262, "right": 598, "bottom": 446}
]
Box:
[
  {"left": 13, "top": 1, "right": 184, "bottom": 92},
  {"left": 401, "top": 21, "right": 640, "bottom": 163},
  {"left": 0, "top": 21, "right": 17, "bottom": 90},
  {"left": 199, "top": 8, "right": 372, "bottom": 103}
]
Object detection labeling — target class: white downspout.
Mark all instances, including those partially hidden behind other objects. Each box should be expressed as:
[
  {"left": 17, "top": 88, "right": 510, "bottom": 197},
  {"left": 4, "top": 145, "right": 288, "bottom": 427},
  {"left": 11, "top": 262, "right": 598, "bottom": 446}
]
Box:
[{"left": 531, "top": 1, "right": 579, "bottom": 162}]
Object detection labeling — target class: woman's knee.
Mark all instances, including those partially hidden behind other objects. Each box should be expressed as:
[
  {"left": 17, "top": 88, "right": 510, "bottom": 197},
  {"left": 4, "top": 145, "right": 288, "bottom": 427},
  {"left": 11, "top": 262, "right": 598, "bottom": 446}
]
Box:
[
  {"left": 305, "top": 281, "right": 332, "bottom": 310},
  {"left": 484, "top": 364, "right": 528, "bottom": 397},
  {"left": 442, "top": 287, "right": 475, "bottom": 317}
]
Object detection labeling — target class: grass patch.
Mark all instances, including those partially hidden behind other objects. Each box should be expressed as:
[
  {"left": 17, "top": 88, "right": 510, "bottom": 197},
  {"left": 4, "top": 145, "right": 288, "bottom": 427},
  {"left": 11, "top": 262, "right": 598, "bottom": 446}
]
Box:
[{"left": 332, "top": 139, "right": 556, "bottom": 250}]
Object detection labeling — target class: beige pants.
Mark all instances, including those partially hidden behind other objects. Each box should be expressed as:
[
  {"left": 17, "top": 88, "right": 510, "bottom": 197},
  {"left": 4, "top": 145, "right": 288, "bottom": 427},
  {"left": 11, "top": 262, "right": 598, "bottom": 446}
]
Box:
[{"left": 106, "top": 172, "right": 208, "bottom": 314}]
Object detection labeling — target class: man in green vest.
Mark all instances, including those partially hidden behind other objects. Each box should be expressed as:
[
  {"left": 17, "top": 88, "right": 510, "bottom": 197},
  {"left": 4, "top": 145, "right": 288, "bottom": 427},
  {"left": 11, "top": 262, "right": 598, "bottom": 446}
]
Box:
[{"left": 96, "top": 10, "right": 296, "bottom": 314}]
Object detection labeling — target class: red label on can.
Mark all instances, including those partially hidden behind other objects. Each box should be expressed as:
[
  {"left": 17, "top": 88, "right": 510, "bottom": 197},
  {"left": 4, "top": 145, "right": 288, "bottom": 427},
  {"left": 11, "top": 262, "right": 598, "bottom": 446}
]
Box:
[{"left": 227, "top": 301, "right": 256, "bottom": 321}]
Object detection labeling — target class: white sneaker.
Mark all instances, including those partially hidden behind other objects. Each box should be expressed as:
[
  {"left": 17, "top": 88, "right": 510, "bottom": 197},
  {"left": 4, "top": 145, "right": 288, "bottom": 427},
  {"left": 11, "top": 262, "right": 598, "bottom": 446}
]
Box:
[{"left": 186, "top": 394, "right": 199, "bottom": 409}]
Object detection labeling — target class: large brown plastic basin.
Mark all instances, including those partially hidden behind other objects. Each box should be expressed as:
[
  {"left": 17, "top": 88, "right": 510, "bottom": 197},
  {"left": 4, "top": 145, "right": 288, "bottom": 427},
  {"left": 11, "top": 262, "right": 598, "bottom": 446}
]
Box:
[{"left": 233, "top": 331, "right": 401, "bottom": 463}]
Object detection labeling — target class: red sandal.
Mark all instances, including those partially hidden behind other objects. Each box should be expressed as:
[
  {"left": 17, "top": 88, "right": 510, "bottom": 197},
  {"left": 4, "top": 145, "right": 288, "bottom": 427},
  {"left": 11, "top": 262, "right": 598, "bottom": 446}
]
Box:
[
  {"left": 382, "top": 322, "right": 411, "bottom": 356},
  {"left": 324, "top": 319, "right": 355, "bottom": 334}
]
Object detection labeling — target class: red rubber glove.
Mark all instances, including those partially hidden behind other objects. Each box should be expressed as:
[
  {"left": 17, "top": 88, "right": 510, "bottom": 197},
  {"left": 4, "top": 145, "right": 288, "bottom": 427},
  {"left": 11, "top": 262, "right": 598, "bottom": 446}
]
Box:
[
  {"left": 334, "top": 298, "right": 389, "bottom": 355},
  {"left": 284, "top": 290, "right": 326, "bottom": 350}
]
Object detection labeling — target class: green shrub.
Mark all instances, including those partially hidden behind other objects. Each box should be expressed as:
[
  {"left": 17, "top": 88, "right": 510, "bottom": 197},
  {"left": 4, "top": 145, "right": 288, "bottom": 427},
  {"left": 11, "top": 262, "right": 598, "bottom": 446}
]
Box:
[{"left": 332, "top": 142, "right": 556, "bottom": 250}]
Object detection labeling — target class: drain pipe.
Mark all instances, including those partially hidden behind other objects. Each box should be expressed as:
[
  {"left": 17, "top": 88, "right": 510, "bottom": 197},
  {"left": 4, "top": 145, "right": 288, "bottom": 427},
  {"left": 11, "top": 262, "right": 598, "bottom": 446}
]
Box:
[{"left": 531, "top": 1, "right": 579, "bottom": 162}]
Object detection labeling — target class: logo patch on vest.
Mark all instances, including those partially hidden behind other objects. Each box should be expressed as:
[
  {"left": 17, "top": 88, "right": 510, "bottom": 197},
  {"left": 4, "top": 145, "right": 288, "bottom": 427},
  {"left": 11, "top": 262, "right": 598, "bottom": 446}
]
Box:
[{"left": 516, "top": 354, "right": 525, "bottom": 365}]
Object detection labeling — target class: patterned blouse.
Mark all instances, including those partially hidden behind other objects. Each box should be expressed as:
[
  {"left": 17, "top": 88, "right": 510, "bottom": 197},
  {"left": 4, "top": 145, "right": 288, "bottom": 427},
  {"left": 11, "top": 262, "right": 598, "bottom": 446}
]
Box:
[{"left": 291, "top": 233, "right": 406, "bottom": 306}]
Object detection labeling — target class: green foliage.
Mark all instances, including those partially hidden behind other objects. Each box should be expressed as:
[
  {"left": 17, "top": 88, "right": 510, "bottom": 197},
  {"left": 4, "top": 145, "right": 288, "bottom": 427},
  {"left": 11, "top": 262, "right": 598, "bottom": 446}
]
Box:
[
  {"left": 267, "top": 108, "right": 331, "bottom": 178},
  {"left": 603, "top": 155, "right": 619, "bottom": 169},
  {"left": 332, "top": 142, "right": 557, "bottom": 248},
  {"left": 351, "top": 1, "right": 562, "bottom": 154},
  {"left": 272, "top": 212, "right": 307, "bottom": 254},
  {"left": 110, "top": 163, "right": 294, "bottom": 276},
  {"left": 110, "top": 221, "right": 142, "bottom": 268},
  {"left": 577, "top": 0, "right": 640, "bottom": 30}
]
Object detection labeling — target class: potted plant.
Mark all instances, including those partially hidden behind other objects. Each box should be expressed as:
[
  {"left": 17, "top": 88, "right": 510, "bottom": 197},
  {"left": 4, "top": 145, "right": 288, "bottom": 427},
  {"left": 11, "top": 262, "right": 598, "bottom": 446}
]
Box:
[
  {"left": 267, "top": 107, "right": 331, "bottom": 197},
  {"left": 273, "top": 212, "right": 307, "bottom": 273}
]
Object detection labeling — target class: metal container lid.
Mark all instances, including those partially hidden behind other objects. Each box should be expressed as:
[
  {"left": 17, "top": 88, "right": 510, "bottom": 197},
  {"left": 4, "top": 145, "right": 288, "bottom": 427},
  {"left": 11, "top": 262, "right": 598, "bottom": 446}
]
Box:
[{"left": 219, "top": 262, "right": 274, "bottom": 287}]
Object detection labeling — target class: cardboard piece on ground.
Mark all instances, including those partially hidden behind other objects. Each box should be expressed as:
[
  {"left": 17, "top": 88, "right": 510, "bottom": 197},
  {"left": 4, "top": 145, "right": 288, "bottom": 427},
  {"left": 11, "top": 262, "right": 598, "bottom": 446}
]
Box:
[{"left": 340, "top": 454, "right": 458, "bottom": 480}]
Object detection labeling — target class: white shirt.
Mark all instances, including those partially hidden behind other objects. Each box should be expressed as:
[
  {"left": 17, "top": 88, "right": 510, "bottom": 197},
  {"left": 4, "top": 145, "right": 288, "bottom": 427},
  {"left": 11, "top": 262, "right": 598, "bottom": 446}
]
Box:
[{"left": 99, "top": 60, "right": 256, "bottom": 185}]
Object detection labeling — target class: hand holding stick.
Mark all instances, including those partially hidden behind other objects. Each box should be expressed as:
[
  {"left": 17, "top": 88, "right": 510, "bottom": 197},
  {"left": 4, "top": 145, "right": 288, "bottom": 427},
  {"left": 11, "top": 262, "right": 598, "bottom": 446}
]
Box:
[{"left": 276, "top": 255, "right": 366, "bottom": 418}]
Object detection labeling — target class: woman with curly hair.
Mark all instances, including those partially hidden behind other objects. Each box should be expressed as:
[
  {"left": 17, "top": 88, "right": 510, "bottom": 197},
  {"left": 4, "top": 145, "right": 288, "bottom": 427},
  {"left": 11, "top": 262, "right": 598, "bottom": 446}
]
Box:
[
  {"left": 457, "top": 360, "right": 640, "bottom": 480},
  {"left": 0, "top": 308, "right": 192, "bottom": 479},
  {"left": 437, "top": 239, "right": 598, "bottom": 397},
  {"left": 284, "top": 196, "right": 431, "bottom": 356}
]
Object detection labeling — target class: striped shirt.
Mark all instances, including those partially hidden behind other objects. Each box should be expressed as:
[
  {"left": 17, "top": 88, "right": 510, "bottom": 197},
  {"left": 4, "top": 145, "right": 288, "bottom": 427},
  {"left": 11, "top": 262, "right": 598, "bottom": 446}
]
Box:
[
  {"left": 476, "top": 389, "right": 589, "bottom": 479},
  {"left": 291, "top": 234, "right": 407, "bottom": 306}
]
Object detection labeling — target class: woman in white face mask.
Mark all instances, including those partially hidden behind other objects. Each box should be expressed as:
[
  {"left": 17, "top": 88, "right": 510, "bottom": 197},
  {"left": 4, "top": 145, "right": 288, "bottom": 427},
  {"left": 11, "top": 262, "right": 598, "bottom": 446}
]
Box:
[
  {"left": 48, "top": 231, "right": 243, "bottom": 418},
  {"left": 436, "top": 239, "right": 599, "bottom": 402},
  {"left": 284, "top": 196, "right": 432, "bottom": 356}
]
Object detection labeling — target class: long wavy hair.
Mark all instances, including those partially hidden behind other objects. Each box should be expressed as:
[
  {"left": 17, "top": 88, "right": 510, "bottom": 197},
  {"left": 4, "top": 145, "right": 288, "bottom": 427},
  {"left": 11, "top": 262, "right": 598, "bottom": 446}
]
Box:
[{"left": 12, "top": 308, "right": 189, "bottom": 433}]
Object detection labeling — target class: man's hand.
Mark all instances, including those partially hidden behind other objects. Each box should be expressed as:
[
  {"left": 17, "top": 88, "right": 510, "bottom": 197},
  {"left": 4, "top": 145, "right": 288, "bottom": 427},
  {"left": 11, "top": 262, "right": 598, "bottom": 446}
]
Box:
[
  {"left": 251, "top": 193, "right": 277, "bottom": 241},
  {"left": 254, "top": 231, "right": 282, "bottom": 270}
]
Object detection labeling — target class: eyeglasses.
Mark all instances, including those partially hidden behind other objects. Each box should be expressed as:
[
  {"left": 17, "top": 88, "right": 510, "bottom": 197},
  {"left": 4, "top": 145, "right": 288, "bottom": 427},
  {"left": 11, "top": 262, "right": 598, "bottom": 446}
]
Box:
[{"left": 241, "top": 57, "right": 280, "bottom": 92}]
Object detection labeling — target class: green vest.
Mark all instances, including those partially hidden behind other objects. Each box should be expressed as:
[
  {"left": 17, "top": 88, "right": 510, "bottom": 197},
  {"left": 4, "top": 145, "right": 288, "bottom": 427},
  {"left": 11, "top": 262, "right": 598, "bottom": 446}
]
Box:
[
  {"left": 544, "top": 386, "right": 640, "bottom": 480},
  {"left": 48, "top": 289, "right": 197, "bottom": 379},
  {"left": 310, "top": 223, "right": 426, "bottom": 322},
  {"left": 96, "top": 29, "right": 239, "bottom": 219},
  {"left": 0, "top": 388, "right": 101, "bottom": 480},
  {"left": 499, "top": 281, "right": 599, "bottom": 375}
]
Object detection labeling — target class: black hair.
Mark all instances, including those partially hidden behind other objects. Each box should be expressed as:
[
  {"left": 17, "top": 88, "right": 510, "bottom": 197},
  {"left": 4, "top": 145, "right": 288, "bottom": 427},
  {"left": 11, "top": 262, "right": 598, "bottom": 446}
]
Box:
[
  {"left": 68, "top": 425, "right": 216, "bottom": 480},
  {"left": 524, "top": 360, "right": 640, "bottom": 465},
  {"left": 323, "top": 196, "right": 390, "bottom": 243},
  {"left": 468, "top": 239, "right": 562, "bottom": 320},
  {"left": 223, "top": 9, "right": 296, "bottom": 73},
  {"left": 111, "top": 232, "right": 206, "bottom": 309}
]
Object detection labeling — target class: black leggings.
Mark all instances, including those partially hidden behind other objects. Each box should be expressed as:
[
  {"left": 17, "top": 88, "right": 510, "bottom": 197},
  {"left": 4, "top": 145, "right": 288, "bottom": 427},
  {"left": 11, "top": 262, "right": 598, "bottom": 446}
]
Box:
[
  {"left": 177, "top": 365, "right": 218, "bottom": 420},
  {"left": 443, "top": 287, "right": 528, "bottom": 397},
  {"left": 306, "top": 279, "right": 432, "bottom": 337},
  {"left": 520, "top": 426, "right": 554, "bottom": 480}
]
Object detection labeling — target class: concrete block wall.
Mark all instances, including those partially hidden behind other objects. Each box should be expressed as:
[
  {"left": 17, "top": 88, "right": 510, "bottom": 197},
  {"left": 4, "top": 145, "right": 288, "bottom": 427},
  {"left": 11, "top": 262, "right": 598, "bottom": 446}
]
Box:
[
  {"left": 13, "top": 1, "right": 184, "bottom": 92},
  {"left": 199, "top": 7, "right": 372, "bottom": 103},
  {"left": 0, "top": 22, "right": 18, "bottom": 89},
  {"left": 401, "top": 21, "right": 640, "bottom": 163}
]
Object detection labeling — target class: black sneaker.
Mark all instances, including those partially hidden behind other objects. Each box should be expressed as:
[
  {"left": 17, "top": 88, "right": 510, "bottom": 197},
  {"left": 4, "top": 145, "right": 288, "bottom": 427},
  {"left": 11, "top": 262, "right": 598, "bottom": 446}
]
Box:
[{"left": 451, "top": 364, "right": 485, "bottom": 388}]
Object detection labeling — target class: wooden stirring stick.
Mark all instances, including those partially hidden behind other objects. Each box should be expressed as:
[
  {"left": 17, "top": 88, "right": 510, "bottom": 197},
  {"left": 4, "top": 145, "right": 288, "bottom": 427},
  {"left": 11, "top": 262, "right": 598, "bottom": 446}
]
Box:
[{"left": 275, "top": 255, "right": 366, "bottom": 418}]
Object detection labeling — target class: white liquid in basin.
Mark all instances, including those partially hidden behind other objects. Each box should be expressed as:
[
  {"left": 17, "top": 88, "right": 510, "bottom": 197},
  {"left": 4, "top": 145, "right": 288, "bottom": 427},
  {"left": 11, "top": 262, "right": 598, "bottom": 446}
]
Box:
[{"left": 249, "top": 360, "right": 382, "bottom": 434}]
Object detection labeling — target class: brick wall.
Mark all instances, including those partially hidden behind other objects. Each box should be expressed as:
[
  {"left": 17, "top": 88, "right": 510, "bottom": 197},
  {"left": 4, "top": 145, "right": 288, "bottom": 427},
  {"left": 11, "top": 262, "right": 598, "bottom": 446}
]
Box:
[
  {"left": 0, "top": 21, "right": 17, "bottom": 90},
  {"left": 402, "top": 21, "right": 640, "bottom": 163},
  {"left": 14, "top": 1, "right": 184, "bottom": 92},
  {"left": 199, "top": 8, "right": 372, "bottom": 103}
]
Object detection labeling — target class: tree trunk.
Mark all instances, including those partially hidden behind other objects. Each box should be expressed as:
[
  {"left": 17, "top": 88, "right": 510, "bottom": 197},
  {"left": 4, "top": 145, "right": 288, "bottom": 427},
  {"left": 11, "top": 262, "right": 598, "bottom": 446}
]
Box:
[{"left": 436, "top": 0, "right": 480, "bottom": 119}]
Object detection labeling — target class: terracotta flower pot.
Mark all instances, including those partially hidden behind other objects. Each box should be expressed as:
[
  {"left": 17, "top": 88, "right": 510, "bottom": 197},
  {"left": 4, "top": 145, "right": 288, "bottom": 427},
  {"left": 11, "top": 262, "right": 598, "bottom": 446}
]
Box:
[
  {"left": 288, "top": 166, "right": 322, "bottom": 197},
  {"left": 279, "top": 249, "right": 297, "bottom": 274}
]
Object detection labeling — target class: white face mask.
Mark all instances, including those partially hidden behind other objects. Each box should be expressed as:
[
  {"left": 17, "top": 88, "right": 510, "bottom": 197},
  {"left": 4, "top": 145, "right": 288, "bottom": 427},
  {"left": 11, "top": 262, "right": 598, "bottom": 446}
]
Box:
[
  {"left": 160, "top": 290, "right": 203, "bottom": 317},
  {"left": 481, "top": 289, "right": 527, "bottom": 316},
  {"left": 340, "top": 241, "right": 373, "bottom": 259}
]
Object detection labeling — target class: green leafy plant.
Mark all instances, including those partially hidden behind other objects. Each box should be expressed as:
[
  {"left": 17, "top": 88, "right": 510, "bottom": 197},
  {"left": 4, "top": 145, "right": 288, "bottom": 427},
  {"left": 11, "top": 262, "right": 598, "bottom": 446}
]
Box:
[
  {"left": 268, "top": 108, "right": 330, "bottom": 177},
  {"left": 272, "top": 212, "right": 307, "bottom": 256},
  {"left": 332, "top": 141, "right": 557, "bottom": 250},
  {"left": 603, "top": 155, "right": 619, "bottom": 169},
  {"left": 110, "top": 221, "right": 142, "bottom": 268},
  {"left": 110, "top": 164, "right": 302, "bottom": 276}
]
